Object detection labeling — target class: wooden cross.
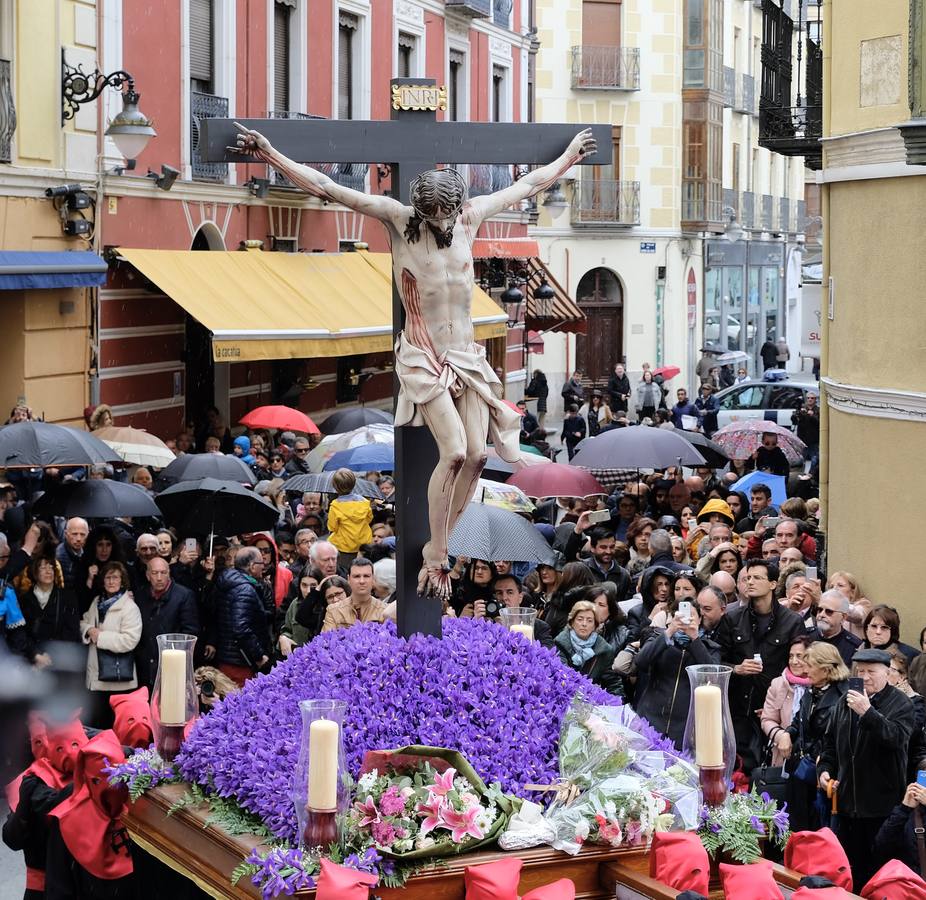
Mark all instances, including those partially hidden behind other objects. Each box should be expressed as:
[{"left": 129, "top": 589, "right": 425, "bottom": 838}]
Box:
[{"left": 200, "top": 78, "right": 610, "bottom": 639}]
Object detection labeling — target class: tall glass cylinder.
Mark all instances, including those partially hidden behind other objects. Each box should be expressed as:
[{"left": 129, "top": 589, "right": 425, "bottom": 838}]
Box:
[
  {"left": 294, "top": 699, "right": 348, "bottom": 850},
  {"left": 681, "top": 664, "right": 736, "bottom": 807},
  {"left": 150, "top": 633, "right": 198, "bottom": 761},
  {"left": 499, "top": 606, "right": 537, "bottom": 640}
]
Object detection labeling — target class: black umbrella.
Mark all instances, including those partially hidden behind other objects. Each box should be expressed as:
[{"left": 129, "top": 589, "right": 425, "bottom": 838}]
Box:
[
  {"left": 0, "top": 422, "right": 123, "bottom": 469},
  {"left": 284, "top": 472, "right": 384, "bottom": 499},
  {"left": 449, "top": 502, "right": 555, "bottom": 565},
  {"left": 482, "top": 446, "right": 517, "bottom": 481},
  {"left": 155, "top": 452, "right": 257, "bottom": 489},
  {"left": 32, "top": 479, "right": 161, "bottom": 521},
  {"left": 675, "top": 431, "right": 730, "bottom": 468},
  {"left": 570, "top": 427, "right": 706, "bottom": 469},
  {"left": 155, "top": 478, "right": 279, "bottom": 535},
  {"left": 319, "top": 407, "right": 394, "bottom": 435}
]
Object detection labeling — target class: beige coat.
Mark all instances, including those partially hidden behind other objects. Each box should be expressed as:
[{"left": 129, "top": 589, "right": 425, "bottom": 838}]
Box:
[
  {"left": 761, "top": 673, "right": 805, "bottom": 766},
  {"left": 80, "top": 591, "right": 142, "bottom": 691}
]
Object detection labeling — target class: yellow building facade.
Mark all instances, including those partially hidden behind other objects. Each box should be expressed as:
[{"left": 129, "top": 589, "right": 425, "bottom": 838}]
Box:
[
  {"left": 821, "top": 0, "right": 926, "bottom": 639},
  {"left": 0, "top": 0, "right": 101, "bottom": 426}
]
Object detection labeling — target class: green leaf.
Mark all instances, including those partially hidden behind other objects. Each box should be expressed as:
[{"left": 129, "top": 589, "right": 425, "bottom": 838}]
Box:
[{"left": 230, "top": 861, "right": 259, "bottom": 887}]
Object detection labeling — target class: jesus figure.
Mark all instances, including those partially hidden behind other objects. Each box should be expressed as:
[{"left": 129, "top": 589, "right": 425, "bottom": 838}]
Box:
[{"left": 233, "top": 123, "right": 597, "bottom": 598}]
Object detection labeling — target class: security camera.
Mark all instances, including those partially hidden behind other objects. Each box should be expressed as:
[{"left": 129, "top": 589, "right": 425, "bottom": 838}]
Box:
[
  {"left": 147, "top": 164, "right": 180, "bottom": 192},
  {"left": 44, "top": 184, "right": 83, "bottom": 198},
  {"left": 64, "top": 219, "right": 92, "bottom": 236}
]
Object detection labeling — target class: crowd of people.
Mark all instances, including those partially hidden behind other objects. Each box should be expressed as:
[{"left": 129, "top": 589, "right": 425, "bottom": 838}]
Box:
[{"left": 0, "top": 391, "right": 913, "bottom": 896}]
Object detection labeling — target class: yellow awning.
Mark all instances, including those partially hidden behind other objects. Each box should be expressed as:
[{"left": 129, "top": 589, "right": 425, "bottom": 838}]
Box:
[{"left": 116, "top": 248, "right": 507, "bottom": 363}]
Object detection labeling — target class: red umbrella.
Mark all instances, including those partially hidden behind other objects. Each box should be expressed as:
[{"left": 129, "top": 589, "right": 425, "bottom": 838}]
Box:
[
  {"left": 239, "top": 405, "right": 320, "bottom": 434},
  {"left": 506, "top": 462, "right": 605, "bottom": 499},
  {"left": 653, "top": 365, "right": 681, "bottom": 380},
  {"left": 502, "top": 399, "right": 522, "bottom": 414}
]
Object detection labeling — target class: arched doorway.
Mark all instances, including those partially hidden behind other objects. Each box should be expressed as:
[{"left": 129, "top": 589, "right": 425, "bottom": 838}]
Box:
[{"left": 575, "top": 266, "right": 623, "bottom": 387}]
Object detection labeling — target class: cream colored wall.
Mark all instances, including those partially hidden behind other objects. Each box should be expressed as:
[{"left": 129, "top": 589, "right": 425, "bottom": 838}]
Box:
[
  {"left": 826, "top": 409, "right": 926, "bottom": 643},
  {"left": 827, "top": 0, "right": 909, "bottom": 138},
  {"left": 826, "top": 176, "right": 926, "bottom": 392}
]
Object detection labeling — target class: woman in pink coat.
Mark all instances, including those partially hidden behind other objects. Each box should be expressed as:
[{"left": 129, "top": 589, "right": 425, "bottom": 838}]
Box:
[{"left": 761, "top": 635, "right": 813, "bottom": 766}]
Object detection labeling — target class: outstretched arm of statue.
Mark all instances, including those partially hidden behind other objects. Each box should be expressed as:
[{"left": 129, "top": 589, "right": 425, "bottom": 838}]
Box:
[
  {"left": 464, "top": 128, "right": 597, "bottom": 226},
  {"left": 231, "top": 122, "right": 406, "bottom": 222}
]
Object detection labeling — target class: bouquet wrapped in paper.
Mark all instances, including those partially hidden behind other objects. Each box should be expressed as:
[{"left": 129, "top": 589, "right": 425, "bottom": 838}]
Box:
[
  {"left": 348, "top": 745, "right": 512, "bottom": 861},
  {"left": 504, "top": 700, "right": 700, "bottom": 855}
]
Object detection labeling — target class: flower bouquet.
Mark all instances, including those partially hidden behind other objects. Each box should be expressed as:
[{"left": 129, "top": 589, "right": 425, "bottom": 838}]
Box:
[
  {"left": 347, "top": 745, "right": 512, "bottom": 860},
  {"left": 697, "top": 789, "right": 791, "bottom": 864}
]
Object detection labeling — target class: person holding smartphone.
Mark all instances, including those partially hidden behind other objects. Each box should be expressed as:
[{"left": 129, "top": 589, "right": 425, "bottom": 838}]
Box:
[
  {"left": 874, "top": 777, "right": 926, "bottom": 876},
  {"left": 817, "top": 648, "right": 916, "bottom": 888}
]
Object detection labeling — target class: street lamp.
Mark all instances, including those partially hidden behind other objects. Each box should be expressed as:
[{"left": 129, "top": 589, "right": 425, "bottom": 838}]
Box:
[
  {"left": 532, "top": 278, "right": 555, "bottom": 318},
  {"left": 61, "top": 58, "right": 156, "bottom": 161},
  {"left": 500, "top": 282, "right": 524, "bottom": 327}
]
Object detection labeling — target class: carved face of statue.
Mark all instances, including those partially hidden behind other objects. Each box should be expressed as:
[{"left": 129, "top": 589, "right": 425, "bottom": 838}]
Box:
[{"left": 407, "top": 168, "right": 467, "bottom": 248}]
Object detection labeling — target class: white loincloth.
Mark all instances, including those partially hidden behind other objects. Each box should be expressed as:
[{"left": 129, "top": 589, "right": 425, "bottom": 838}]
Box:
[{"left": 394, "top": 331, "right": 522, "bottom": 464}]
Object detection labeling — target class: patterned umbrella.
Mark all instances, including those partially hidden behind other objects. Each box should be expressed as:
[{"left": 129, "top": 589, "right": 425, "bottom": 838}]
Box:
[
  {"left": 306, "top": 424, "right": 394, "bottom": 473},
  {"left": 93, "top": 426, "right": 176, "bottom": 469},
  {"left": 712, "top": 419, "right": 806, "bottom": 465},
  {"left": 474, "top": 478, "right": 534, "bottom": 514},
  {"left": 284, "top": 472, "right": 383, "bottom": 500},
  {"left": 506, "top": 462, "right": 605, "bottom": 500},
  {"left": 449, "top": 502, "right": 554, "bottom": 565}
]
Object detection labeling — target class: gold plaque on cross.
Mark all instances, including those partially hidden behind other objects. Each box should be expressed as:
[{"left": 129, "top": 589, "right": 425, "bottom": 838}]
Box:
[{"left": 391, "top": 84, "right": 448, "bottom": 112}]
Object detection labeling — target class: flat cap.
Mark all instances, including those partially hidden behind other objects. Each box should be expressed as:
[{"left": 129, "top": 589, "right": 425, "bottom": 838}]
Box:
[{"left": 851, "top": 647, "right": 891, "bottom": 666}]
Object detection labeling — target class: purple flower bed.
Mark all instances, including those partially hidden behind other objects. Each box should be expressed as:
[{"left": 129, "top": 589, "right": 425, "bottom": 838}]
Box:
[{"left": 178, "top": 619, "right": 634, "bottom": 842}]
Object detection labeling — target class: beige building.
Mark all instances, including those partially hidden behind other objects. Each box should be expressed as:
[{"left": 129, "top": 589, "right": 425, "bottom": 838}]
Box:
[
  {"left": 820, "top": 0, "right": 926, "bottom": 639},
  {"left": 530, "top": 0, "right": 806, "bottom": 399}
]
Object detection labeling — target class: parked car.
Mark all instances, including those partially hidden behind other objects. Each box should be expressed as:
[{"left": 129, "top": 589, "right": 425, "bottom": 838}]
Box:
[
  {"left": 704, "top": 314, "right": 756, "bottom": 348},
  {"left": 713, "top": 379, "right": 811, "bottom": 430}
]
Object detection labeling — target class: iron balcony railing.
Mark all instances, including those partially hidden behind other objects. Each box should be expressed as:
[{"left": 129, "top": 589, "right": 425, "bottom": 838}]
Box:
[
  {"left": 681, "top": 197, "right": 724, "bottom": 226},
  {"left": 445, "top": 0, "right": 491, "bottom": 18},
  {"left": 722, "top": 188, "right": 739, "bottom": 220},
  {"left": 191, "top": 91, "right": 229, "bottom": 182},
  {"left": 723, "top": 67, "right": 736, "bottom": 108},
  {"left": 266, "top": 110, "right": 368, "bottom": 191},
  {"left": 571, "top": 46, "right": 640, "bottom": 91},
  {"left": 0, "top": 59, "right": 14, "bottom": 164},
  {"left": 492, "top": 0, "right": 512, "bottom": 29},
  {"left": 467, "top": 163, "right": 513, "bottom": 198},
  {"left": 779, "top": 197, "right": 791, "bottom": 232},
  {"left": 742, "top": 74, "right": 756, "bottom": 116},
  {"left": 571, "top": 179, "right": 641, "bottom": 226},
  {"left": 761, "top": 194, "right": 774, "bottom": 230},
  {"left": 741, "top": 191, "right": 756, "bottom": 229}
]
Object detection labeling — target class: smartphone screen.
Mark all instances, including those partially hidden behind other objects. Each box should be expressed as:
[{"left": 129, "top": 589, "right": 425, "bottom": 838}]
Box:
[
  {"left": 678, "top": 601, "right": 692, "bottom": 618},
  {"left": 848, "top": 677, "right": 864, "bottom": 694},
  {"left": 687, "top": 518, "right": 698, "bottom": 531},
  {"left": 806, "top": 566, "right": 818, "bottom": 581},
  {"left": 185, "top": 538, "right": 197, "bottom": 553},
  {"left": 917, "top": 771, "right": 926, "bottom": 788}
]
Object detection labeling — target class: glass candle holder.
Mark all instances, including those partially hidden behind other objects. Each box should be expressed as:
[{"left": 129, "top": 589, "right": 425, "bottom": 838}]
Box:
[
  {"left": 499, "top": 606, "right": 537, "bottom": 641},
  {"left": 681, "top": 664, "right": 736, "bottom": 808},
  {"left": 150, "top": 633, "right": 198, "bottom": 762},
  {"left": 294, "top": 699, "right": 348, "bottom": 850}
]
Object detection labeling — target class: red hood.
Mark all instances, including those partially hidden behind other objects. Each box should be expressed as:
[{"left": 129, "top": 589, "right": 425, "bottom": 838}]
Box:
[{"left": 110, "top": 686, "right": 153, "bottom": 749}]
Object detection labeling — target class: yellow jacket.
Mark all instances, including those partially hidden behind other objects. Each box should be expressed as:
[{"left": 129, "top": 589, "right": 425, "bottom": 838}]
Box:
[{"left": 327, "top": 493, "right": 373, "bottom": 553}]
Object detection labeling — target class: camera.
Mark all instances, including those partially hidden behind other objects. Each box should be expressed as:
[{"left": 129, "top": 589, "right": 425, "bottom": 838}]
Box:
[
  {"left": 64, "top": 219, "right": 92, "bottom": 236},
  {"left": 484, "top": 598, "right": 501, "bottom": 619},
  {"left": 45, "top": 183, "right": 83, "bottom": 198},
  {"left": 200, "top": 679, "right": 216, "bottom": 698}
]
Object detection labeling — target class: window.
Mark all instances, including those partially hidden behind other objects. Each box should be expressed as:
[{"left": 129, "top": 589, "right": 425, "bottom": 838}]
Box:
[
  {"left": 581, "top": 0, "right": 621, "bottom": 47},
  {"left": 719, "top": 385, "right": 766, "bottom": 410},
  {"left": 492, "top": 64, "right": 507, "bottom": 123},
  {"left": 190, "top": 0, "right": 214, "bottom": 93},
  {"left": 732, "top": 142, "right": 740, "bottom": 193},
  {"left": 397, "top": 32, "right": 416, "bottom": 78},
  {"left": 768, "top": 387, "right": 804, "bottom": 410},
  {"left": 448, "top": 49, "right": 465, "bottom": 121},
  {"left": 338, "top": 12, "right": 358, "bottom": 119},
  {"left": 273, "top": 1, "right": 293, "bottom": 112}
]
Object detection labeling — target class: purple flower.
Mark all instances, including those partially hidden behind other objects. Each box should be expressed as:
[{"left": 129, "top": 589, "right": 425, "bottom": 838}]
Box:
[
  {"left": 177, "top": 619, "right": 623, "bottom": 842},
  {"left": 749, "top": 815, "right": 766, "bottom": 835}
]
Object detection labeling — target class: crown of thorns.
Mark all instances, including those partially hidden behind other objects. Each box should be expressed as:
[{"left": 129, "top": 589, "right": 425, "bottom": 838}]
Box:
[{"left": 409, "top": 167, "right": 467, "bottom": 219}]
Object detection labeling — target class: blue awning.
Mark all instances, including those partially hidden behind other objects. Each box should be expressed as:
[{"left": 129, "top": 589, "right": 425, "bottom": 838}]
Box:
[{"left": 0, "top": 251, "right": 108, "bottom": 290}]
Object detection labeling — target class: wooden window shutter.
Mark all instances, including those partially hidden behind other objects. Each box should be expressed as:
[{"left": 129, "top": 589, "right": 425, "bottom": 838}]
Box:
[
  {"left": 582, "top": 0, "right": 621, "bottom": 48},
  {"left": 189, "top": 0, "right": 214, "bottom": 85},
  {"left": 274, "top": 1, "right": 291, "bottom": 111},
  {"left": 338, "top": 14, "right": 358, "bottom": 119}
]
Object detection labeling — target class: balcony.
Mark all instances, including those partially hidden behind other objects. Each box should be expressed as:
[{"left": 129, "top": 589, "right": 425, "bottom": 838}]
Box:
[
  {"left": 572, "top": 179, "right": 640, "bottom": 226},
  {"left": 492, "top": 0, "right": 511, "bottom": 29},
  {"left": 681, "top": 198, "right": 723, "bottom": 228},
  {"left": 779, "top": 197, "right": 790, "bottom": 232},
  {"left": 468, "top": 164, "right": 513, "bottom": 198},
  {"left": 722, "top": 188, "right": 739, "bottom": 219},
  {"left": 741, "top": 191, "right": 756, "bottom": 229},
  {"left": 571, "top": 46, "right": 640, "bottom": 91},
  {"left": 445, "top": 0, "right": 491, "bottom": 18},
  {"left": 191, "top": 91, "right": 229, "bottom": 182},
  {"left": 723, "top": 67, "right": 736, "bottom": 108},
  {"left": 761, "top": 194, "right": 774, "bottom": 231},
  {"left": 0, "top": 59, "right": 14, "bottom": 164},
  {"left": 742, "top": 74, "right": 756, "bottom": 116}
]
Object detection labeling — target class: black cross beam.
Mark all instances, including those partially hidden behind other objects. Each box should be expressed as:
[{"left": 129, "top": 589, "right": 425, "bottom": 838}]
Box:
[{"left": 200, "top": 78, "right": 610, "bottom": 640}]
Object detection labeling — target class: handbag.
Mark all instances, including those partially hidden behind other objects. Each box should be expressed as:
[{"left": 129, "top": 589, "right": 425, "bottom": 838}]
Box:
[
  {"left": 792, "top": 704, "right": 818, "bottom": 784},
  {"left": 751, "top": 740, "right": 790, "bottom": 804},
  {"left": 915, "top": 806, "right": 926, "bottom": 876},
  {"left": 94, "top": 605, "right": 134, "bottom": 683}
]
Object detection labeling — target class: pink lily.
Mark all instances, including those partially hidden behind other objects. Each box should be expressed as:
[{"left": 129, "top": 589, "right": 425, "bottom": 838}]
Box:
[
  {"left": 354, "top": 795, "right": 380, "bottom": 827},
  {"left": 429, "top": 767, "right": 457, "bottom": 797},
  {"left": 415, "top": 794, "right": 444, "bottom": 838},
  {"left": 438, "top": 803, "right": 484, "bottom": 843}
]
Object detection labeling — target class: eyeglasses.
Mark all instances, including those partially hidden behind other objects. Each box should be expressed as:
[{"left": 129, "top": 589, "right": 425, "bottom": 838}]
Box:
[
  {"left": 294, "top": 447, "right": 309, "bottom": 454},
  {"left": 818, "top": 607, "right": 841, "bottom": 616}
]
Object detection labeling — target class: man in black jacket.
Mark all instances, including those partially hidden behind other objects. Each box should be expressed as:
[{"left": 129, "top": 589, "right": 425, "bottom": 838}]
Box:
[
  {"left": 810, "top": 589, "right": 862, "bottom": 668},
  {"left": 719, "top": 558, "right": 803, "bottom": 770},
  {"left": 133, "top": 557, "right": 199, "bottom": 689},
  {"left": 563, "top": 514, "right": 632, "bottom": 598},
  {"left": 607, "top": 363, "right": 631, "bottom": 414},
  {"left": 489, "top": 574, "right": 554, "bottom": 649},
  {"left": 818, "top": 648, "right": 915, "bottom": 888}
]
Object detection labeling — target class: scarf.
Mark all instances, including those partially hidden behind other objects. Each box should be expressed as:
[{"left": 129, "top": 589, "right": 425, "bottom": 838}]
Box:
[
  {"left": 568, "top": 630, "right": 597, "bottom": 667},
  {"left": 784, "top": 667, "right": 812, "bottom": 719},
  {"left": 97, "top": 590, "right": 124, "bottom": 621},
  {"left": 32, "top": 584, "right": 53, "bottom": 610}
]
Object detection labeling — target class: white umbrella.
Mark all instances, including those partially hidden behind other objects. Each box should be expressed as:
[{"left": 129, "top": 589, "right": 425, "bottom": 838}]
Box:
[
  {"left": 92, "top": 426, "right": 176, "bottom": 469},
  {"left": 306, "top": 423, "right": 394, "bottom": 473}
]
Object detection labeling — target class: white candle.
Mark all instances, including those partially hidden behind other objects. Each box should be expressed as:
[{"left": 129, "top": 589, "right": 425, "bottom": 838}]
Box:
[
  {"left": 307, "top": 719, "right": 339, "bottom": 810},
  {"left": 511, "top": 623, "right": 534, "bottom": 641},
  {"left": 694, "top": 684, "right": 723, "bottom": 768},
  {"left": 159, "top": 648, "right": 187, "bottom": 725}
]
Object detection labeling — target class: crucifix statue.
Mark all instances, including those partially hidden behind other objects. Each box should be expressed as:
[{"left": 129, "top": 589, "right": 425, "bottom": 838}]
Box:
[{"left": 201, "top": 80, "right": 610, "bottom": 638}]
